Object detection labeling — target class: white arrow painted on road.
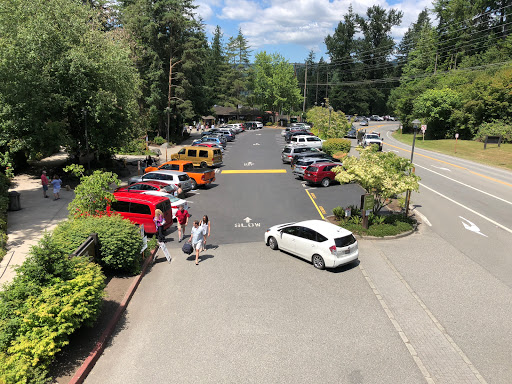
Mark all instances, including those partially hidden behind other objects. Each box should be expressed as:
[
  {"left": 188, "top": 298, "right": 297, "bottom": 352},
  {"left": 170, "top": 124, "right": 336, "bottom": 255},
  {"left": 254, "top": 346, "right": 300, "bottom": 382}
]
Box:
[
  {"left": 214, "top": 168, "right": 220, "bottom": 173},
  {"left": 253, "top": 143, "right": 260, "bottom": 146},
  {"left": 256, "top": 134, "right": 262, "bottom": 136},
  {"left": 459, "top": 216, "right": 488, "bottom": 237},
  {"left": 243, "top": 217, "right": 252, "bottom": 223},
  {"left": 244, "top": 162, "right": 254, "bottom": 166},
  {"left": 431, "top": 165, "right": 451, "bottom": 171}
]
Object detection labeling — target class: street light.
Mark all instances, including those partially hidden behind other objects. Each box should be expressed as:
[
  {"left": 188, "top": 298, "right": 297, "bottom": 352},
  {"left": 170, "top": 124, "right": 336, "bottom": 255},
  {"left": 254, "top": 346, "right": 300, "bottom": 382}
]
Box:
[{"left": 405, "top": 119, "right": 421, "bottom": 216}]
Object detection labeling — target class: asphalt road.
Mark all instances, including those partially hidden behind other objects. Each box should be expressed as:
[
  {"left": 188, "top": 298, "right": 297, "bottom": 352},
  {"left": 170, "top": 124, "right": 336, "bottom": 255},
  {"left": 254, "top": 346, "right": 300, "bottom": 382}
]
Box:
[
  {"left": 85, "top": 127, "right": 512, "bottom": 384},
  {"left": 365, "top": 122, "right": 512, "bottom": 288}
]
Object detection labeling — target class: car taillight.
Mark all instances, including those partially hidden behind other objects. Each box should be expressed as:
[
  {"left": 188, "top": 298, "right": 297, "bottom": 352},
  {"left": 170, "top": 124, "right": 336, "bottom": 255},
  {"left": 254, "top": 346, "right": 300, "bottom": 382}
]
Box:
[
  {"left": 329, "top": 245, "right": 337, "bottom": 255},
  {"left": 201, "top": 174, "right": 206, "bottom": 180}
]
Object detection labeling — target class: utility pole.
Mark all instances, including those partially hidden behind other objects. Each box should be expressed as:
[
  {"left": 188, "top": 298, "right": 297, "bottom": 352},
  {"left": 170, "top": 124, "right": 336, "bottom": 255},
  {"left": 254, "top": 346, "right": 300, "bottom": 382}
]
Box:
[
  {"left": 434, "top": 53, "right": 438, "bottom": 75},
  {"left": 325, "top": 72, "right": 329, "bottom": 100},
  {"left": 302, "top": 62, "right": 307, "bottom": 120},
  {"left": 315, "top": 66, "right": 319, "bottom": 105}
]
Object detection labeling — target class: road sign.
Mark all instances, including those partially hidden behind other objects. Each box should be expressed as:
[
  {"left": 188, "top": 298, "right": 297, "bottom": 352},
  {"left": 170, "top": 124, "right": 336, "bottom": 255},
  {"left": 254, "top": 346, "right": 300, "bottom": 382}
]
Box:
[
  {"left": 421, "top": 125, "right": 427, "bottom": 132},
  {"left": 158, "top": 242, "right": 171, "bottom": 263},
  {"left": 362, "top": 194, "right": 374, "bottom": 211},
  {"left": 455, "top": 133, "right": 459, "bottom": 139}
]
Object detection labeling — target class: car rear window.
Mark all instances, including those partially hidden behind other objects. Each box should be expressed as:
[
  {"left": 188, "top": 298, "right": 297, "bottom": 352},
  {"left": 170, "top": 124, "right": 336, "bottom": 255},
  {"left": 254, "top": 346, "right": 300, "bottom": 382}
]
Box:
[
  {"left": 283, "top": 147, "right": 292, "bottom": 154},
  {"left": 178, "top": 174, "right": 189, "bottom": 181},
  {"left": 163, "top": 185, "right": 176, "bottom": 193},
  {"left": 335, "top": 234, "right": 357, "bottom": 248},
  {"left": 296, "top": 160, "right": 313, "bottom": 166},
  {"left": 213, "top": 149, "right": 221, "bottom": 156},
  {"left": 306, "top": 166, "right": 318, "bottom": 172}
]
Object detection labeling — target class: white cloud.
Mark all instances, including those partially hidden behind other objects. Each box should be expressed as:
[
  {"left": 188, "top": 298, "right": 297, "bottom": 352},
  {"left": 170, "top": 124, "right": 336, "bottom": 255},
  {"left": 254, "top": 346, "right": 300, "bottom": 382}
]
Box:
[{"left": 197, "top": 0, "right": 434, "bottom": 59}]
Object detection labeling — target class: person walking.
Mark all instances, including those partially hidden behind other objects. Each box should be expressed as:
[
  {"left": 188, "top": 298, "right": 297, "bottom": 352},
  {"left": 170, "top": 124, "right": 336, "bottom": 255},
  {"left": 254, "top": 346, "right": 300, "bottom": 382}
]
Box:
[
  {"left": 175, "top": 204, "right": 190, "bottom": 242},
  {"left": 199, "top": 215, "right": 211, "bottom": 251},
  {"left": 174, "top": 183, "right": 184, "bottom": 199},
  {"left": 51, "top": 175, "right": 62, "bottom": 200},
  {"left": 153, "top": 209, "right": 166, "bottom": 243},
  {"left": 188, "top": 220, "right": 206, "bottom": 265},
  {"left": 41, "top": 171, "right": 49, "bottom": 198}
]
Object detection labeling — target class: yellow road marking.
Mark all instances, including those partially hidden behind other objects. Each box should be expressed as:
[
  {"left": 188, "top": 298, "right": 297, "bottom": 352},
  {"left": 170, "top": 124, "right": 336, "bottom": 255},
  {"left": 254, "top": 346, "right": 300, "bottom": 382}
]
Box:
[
  {"left": 221, "top": 169, "right": 287, "bottom": 174},
  {"left": 319, "top": 206, "right": 326, "bottom": 214},
  {"left": 384, "top": 142, "right": 512, "bottom": 188},
  {"left": 306, "top": 190, "right": 325, "bottom": 220},
  {"left": 310, "top": 192, "right": 317, "bottom": 199}
]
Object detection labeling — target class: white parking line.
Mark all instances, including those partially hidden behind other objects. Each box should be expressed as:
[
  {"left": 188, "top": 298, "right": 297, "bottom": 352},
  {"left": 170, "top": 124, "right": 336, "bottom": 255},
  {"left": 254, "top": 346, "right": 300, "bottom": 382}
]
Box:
[
  {"left": 419, "top": 182, "right": 512, "bottom": 235},
  {"left": 416, "top": 164, "right": 512, "bottom": 206}
]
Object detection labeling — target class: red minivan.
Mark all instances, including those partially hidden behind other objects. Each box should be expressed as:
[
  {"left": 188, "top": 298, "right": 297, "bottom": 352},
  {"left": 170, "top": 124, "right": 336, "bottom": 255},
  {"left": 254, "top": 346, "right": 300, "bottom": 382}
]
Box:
[
  {"left": 303, "top": 162, "right": 339, "bottom": 187},
  {"left": 108, "top": 192, "right": 173, "bottom": 234}
]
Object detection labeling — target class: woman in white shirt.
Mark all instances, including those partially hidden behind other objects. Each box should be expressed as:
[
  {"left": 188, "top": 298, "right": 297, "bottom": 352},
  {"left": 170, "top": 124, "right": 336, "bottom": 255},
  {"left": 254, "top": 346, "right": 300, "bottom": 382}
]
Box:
[{"left": 199, "top": 215, "right": 211, "bottom": 251}]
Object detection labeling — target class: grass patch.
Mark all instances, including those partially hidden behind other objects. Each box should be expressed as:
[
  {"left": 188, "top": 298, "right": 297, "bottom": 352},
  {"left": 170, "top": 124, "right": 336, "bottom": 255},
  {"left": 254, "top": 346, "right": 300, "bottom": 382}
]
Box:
[{"left": 391, "top": 131, "right": 512, "bottom": 171}]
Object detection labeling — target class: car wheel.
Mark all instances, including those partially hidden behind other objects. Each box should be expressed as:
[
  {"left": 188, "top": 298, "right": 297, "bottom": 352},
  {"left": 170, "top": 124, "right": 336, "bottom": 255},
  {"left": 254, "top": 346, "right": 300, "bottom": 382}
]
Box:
[
  {"left": 321, "top": 178, "right": 330, "bottom": 187},
  {"left": 268, "top": 236, "right": 279, "bottom": 250},
  {"left": 312, "top": 254, "right": 325, "bottom": 270},
  {"left": 200, "top": 161, "right": 207, "bottom": 168},
  {"left": 190, "top": 179, "right": 197, "bottom": 190}
]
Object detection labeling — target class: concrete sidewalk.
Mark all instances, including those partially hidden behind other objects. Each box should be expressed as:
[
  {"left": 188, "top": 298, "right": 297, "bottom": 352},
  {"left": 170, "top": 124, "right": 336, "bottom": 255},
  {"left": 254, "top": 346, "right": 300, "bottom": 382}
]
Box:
[{"left": 0, "top": 133, "right": 200, "bottom": 287}]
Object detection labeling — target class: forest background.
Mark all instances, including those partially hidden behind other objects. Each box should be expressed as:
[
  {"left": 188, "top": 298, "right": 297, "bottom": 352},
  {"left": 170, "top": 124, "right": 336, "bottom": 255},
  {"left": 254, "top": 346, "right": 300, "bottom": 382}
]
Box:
[{"left": 0, "top": 0, "right": 511, "bottom": 174}]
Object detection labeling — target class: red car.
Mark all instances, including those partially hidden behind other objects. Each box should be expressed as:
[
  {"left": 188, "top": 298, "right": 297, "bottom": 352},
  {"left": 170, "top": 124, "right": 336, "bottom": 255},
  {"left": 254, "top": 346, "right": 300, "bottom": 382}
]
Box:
[
  {"left": 115, "top": 181, "right": 177, "bottom": 194},
  {"left": 108, "top": 192, "right": 173, "bottom": 234},
  {"left": 303, "top": 162, "right": 340, "bottom": 187}
]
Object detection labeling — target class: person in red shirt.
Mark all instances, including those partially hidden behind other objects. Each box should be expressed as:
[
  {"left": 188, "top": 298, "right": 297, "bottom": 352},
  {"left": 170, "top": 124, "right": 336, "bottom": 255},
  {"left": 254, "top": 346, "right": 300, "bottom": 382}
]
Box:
[
  {"left": 175, "top": 204, "right": 190, "bottom": 242},
  {"left": 41, "top": 171, "right": 49, "bottom": 198}
]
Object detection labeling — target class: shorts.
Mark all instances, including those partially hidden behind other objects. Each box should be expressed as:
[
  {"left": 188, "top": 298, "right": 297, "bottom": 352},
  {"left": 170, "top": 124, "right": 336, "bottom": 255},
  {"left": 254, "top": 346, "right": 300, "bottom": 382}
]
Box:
[
  {"left": 43, "top": 185, "right": 48, "bottom": 191},
  {"left": 177, "top": 222, "right": 186, "bottom": 229},
  {"left": 192, "top": 241, "right": 203, "bottom": 251}
]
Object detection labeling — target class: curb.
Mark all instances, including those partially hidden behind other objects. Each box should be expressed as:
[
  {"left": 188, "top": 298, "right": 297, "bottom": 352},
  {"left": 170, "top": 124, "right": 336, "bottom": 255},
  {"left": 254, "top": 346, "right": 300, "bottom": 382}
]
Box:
[
  {"left": 69, "top": 247, "right": 159, "bottom": 384},
  {"left": 324, "top": 215, "right": 419, "bottom": 240}
]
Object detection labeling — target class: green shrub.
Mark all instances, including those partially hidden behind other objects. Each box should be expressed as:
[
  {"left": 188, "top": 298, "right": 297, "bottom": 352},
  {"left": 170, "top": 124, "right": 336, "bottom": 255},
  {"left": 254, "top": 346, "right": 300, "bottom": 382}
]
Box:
[
  {"left": 0, "top": 235, "right": 105, "bottom": 384},
  {"left": 265, "top": 122, "right": 273, "bottom": 126},
  {"left": 53, "top": 215, "right": 143, "bottom": 274},
  {"left": 335, "top": 211, "right": 415, "bottom": 237},
  {"left": 474, "top": 120, "right": 512, "bottom": 143},
  {"left": 322, "top": 138, "right": 351, "bottom": 155},
  {"left": 153, "top": 135, "right": 166, "bottom": 145},
  {"left": 332, "top": 205, "right": 361, "bottom": 220}
]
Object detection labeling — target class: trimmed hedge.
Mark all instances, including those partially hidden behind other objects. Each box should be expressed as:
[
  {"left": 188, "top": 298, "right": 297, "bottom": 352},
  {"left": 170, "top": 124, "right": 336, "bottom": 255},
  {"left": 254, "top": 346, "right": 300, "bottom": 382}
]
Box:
[
  {"left": 52, "top": 214, "right": 143, "bottom": 275},
  {"left": 0, "top": 235, "right": 105, "bottom": 384},
  {"left": 322, "top": 138, "right": 351, "bottom": 155}
]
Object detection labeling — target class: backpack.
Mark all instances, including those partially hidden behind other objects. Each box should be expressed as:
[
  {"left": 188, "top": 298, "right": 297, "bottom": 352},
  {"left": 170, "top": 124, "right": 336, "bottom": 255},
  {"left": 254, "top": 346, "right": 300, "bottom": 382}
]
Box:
[{"left": 182, "top": 242, "right": 193, "bottom": 255}]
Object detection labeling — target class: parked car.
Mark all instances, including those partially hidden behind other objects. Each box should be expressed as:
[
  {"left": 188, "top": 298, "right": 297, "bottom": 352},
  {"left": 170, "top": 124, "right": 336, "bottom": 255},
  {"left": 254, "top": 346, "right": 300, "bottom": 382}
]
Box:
[
  {"left": 289, "top": 135, "right": 324, "bottom": 149},
  {"left": 281, "top": 145, "right": 323, "bottom": 163},
  {"left": 193, "top": 136, "right": 226, "bottom": 148},
  {"left": 290, "top": 122, "right": 311, "bottom": 130},
  {"left": 129, "top": 170, "right": 193, "bottom": 191},
  {"left": 264, "top": 219, "right": 359, "bottom": 270},
  {"left": 216, "top": 128, "right": 236, "bottom": 141},
  {"left": 360, "top": 119, "right": 369, "bottom": 126},
  {"left": 109, "top": 192, "right": 173, "bottom": 235},
  {"left": 144, "top": 160, "right": 216, "bottom": 189},
  {"left": 136, "top": 191, "right": 188, "bottom": 219},
  {"left": 192, "top": 142, "right": 224, "bottom": 153},
  {"left": 345, "top": 126, "right": 357, "bottom": 139},
  {"left": 292, "top": 157, "right": 332, "bottom": 179},
  {"left": 361, "top": 133, "right": 384, "bottom": 151},
  {"left": 115, "top": 181, "right": 177, "bottom": 194},
  {"left": 285, "top": 130, "right": 315, "bottom": 142},
  {"left": 303, "top": 162, "right": 340, "bottom": 187},
  {"left": 171, "top": 145, "right": 223, "bottom": 167}
]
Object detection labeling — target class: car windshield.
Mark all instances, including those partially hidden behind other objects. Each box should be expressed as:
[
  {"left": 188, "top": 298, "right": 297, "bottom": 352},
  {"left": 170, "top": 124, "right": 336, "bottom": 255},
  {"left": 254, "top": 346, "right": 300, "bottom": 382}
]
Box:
[
  {"left": 366, "top": 135, "right": 380, "bottom": 140},
  {"left": 162, "top": 185, "right": 176, "bottom": 193},
  {"left": 335, "top": 234, "right": 357, "bottom": 248}
]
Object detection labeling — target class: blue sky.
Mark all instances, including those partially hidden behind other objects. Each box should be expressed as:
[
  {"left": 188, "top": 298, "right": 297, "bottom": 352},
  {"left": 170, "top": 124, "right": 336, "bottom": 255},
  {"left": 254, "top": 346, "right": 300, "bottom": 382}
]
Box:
[{"left": 195, "top": 0, "right": 432, "bottom": 63}]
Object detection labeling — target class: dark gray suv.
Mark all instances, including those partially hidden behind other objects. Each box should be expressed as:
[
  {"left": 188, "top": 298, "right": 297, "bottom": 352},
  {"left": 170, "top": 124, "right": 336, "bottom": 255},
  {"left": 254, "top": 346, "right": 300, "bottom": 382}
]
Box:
[{"left": 281, "top": 145, "right": 323, "bottom": 163}]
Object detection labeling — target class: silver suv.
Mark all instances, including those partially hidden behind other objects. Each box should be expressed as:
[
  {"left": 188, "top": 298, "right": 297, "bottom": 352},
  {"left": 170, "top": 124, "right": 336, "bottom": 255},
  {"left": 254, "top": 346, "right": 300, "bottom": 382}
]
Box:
[
  {"left": 129, "top": 170, "right": 193, "bottom": 191},
  {"left": 281, "top": 145, "right": 323, "bottom": 163}
]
